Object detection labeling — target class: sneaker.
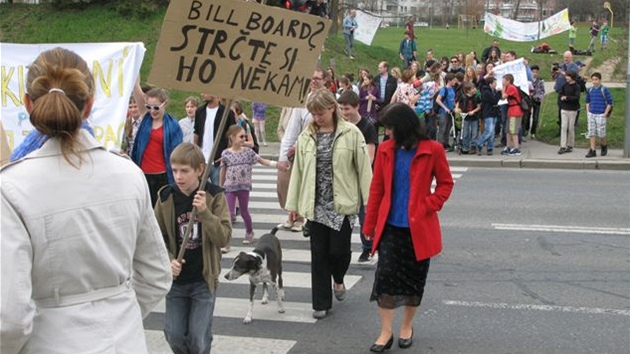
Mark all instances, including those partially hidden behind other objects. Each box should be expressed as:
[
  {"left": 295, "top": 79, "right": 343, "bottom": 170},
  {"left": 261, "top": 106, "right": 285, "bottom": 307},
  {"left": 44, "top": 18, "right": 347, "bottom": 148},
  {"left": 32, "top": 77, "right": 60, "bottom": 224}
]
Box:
[
  {"left": 263, "top": 142, "right": 268, "bottom": 147},
  {"left": 281, "top": 219, "right": 294, "bottom": 229},
  {"left": 312, "top": 310, "right": 327, "bottom": 319},
  {"left": 585, "top": 149, "right": 597, "bottom": 158},
  {"left": 531, "top": 134, "right": 537, "bottom": 139},
  {"left": 509, "top": 148, "right": 522, "bottom": 156},
  {"left": 358, "top": 250, "right": 371, "bottom": 263},
  {"left": 558, "top": 147, "right": 567, "bottom": 154},
  {"left": 566, "top": 146, "right": 573, "bottom": 153},
  {"left": 291, "top": 220, "right": 304, "bottom": 232},
  {"left": 333, "top": 284, "right": 347, "bottom": 301},
  {"left": 500, "top": 147, "right": 510, "bottom": 155},
  {"left": 349, "top": 55, "right": 355, "bottom": 60},
  {"left": 469, "top": 147, "right": 477, "bottom": 155},
  {"left": 221, "top": 246, "right": 230, "bottom": 254},
  {"left": 476, "top": 147, "right": 483, "bottom": 156},
  {"left": 601, "top": 145, "right": 608, "bottom": 156},
  {"left": 487, "top": 149, "right": 493, "bottom": 156},
  {"left": 243, "top": 232, "right": 256, "bottom": 244}
]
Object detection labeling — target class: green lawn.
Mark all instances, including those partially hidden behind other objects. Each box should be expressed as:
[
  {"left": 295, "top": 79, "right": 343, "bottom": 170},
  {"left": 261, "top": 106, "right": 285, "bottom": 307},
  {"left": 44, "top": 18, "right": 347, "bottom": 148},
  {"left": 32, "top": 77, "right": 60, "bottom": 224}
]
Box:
[{"left": 1, "top": 3, "right": 627, "bottom": 146}]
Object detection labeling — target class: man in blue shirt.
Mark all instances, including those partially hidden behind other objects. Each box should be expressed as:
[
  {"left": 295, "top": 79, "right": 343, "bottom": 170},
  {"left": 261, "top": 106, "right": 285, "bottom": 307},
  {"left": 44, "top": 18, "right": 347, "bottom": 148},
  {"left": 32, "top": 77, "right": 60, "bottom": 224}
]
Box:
[
  {"left": 343, "top": 10, "right": 357, "bottom": 59},
  {"left": 435, "top": 73, "right": 457, "bottom": 151}
]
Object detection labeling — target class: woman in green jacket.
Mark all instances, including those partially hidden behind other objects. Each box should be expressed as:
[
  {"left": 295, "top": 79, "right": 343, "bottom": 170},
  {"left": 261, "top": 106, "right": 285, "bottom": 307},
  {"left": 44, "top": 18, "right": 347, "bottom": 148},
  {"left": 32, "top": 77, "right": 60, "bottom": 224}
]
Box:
[{"left": 286, "top": 89, "right": 373, "bottom": 319}]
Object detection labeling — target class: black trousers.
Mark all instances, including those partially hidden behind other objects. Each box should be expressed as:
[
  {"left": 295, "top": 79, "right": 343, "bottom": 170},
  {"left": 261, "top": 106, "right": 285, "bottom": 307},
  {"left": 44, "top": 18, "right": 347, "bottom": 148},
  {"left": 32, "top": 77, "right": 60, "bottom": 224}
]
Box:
[
  {"left": 145, "top": 172, "right": 168, "bottom": 208},
  {"left": 307, "top": 218, "right": 352, "bottom": 311}
]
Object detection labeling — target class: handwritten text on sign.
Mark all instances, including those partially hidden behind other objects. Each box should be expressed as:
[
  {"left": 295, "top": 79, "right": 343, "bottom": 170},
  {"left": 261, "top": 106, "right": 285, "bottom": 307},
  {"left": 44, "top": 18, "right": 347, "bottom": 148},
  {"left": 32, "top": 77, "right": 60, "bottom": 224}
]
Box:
[{"left": 149, "top": 0, "right": 330, "bottom": 107}]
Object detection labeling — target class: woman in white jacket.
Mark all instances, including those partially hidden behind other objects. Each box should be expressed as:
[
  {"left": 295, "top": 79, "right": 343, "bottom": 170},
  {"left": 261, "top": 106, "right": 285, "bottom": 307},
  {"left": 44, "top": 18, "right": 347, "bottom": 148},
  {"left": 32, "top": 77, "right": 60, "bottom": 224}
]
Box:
[{"left": 0, "top": 47, "right": 172, "bottom": 354}]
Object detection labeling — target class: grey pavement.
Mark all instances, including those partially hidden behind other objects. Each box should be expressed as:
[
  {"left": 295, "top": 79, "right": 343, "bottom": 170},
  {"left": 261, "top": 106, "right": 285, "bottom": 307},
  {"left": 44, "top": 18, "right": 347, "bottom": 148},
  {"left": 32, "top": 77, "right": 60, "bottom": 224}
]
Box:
[{"left": 259, "top": 139, "right": 630, "bottom": 171}]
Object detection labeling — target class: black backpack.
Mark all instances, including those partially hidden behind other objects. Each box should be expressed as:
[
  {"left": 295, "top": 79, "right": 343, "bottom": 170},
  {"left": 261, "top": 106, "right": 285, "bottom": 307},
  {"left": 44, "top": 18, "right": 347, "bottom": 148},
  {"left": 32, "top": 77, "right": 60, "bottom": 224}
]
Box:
[{"left": 515, "top": 87, "right": 533, "bottom": 113}]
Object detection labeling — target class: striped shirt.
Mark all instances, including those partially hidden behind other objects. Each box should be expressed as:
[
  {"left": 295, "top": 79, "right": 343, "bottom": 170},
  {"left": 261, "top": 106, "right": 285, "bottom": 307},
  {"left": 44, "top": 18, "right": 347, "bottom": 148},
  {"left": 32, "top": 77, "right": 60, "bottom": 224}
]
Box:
[{"left": 585, "top": 85, "right": 612, "bottom": 115}]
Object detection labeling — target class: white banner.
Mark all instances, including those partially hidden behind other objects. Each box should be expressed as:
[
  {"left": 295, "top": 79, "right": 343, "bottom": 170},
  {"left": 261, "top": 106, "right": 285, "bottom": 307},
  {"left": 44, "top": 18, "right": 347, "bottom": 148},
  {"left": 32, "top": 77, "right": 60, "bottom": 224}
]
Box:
[
  {"left": 354, "top": 10, "right": 381, "bottom": 46},
  {"left": 483, "top": 9, "right": 571, "bottom": 42},
  {"left": 492, "top": 58, "right": 529, "bottom": 93},
  {"left": 0, "top": 42, "right": 145, "bottom": 151}
]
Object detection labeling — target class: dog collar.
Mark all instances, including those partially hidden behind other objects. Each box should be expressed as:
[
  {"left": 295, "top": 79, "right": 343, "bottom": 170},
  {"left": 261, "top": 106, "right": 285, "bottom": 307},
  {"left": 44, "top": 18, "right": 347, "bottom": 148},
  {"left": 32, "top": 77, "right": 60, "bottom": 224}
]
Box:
[{"left": 247, "top": 250, "right": 265, "bottom": 260}]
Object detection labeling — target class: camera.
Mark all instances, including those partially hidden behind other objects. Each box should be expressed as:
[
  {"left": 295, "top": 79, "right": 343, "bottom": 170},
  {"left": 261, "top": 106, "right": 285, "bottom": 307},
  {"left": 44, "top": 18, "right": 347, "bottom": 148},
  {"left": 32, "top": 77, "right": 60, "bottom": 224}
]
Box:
[{"left": 551, "top": 62, "right": 561, "bottom": 79}]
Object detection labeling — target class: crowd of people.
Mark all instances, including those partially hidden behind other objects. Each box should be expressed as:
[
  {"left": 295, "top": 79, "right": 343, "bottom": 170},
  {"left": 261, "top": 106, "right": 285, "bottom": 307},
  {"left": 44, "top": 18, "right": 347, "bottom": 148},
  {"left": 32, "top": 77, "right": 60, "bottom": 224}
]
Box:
[{"left": 1, "top": 16, "right": 616, "bottom": 354}]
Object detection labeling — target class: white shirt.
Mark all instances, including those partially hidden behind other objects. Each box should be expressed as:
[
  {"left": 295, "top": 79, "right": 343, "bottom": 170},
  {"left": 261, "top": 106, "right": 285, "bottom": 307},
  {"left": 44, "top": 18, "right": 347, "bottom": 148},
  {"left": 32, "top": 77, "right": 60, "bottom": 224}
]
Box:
[
  {"left": 201, "top": 106, "right": 219, "bottom": 161},
  {"left": 179, "top": 116, "right": 195, "bottom": 143}
]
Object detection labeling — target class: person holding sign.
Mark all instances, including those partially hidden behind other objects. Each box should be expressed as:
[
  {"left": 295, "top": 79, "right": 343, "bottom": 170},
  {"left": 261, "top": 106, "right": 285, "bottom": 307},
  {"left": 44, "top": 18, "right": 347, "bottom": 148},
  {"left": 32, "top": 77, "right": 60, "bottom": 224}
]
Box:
[
  {"left": 343, "top": 10, "right": 358, "bottom": 59},
  {"left": 286, "top": 89, "right": 372, "bottom": 319},
  {"left": 131, "top": 83, "right": 184, "bottom": 207},
  {"left": 1, "top": 47, "right": 172, "bottom": 354},
  {"left": 155, "top": 142, "right": 232, "bottom": 354}
]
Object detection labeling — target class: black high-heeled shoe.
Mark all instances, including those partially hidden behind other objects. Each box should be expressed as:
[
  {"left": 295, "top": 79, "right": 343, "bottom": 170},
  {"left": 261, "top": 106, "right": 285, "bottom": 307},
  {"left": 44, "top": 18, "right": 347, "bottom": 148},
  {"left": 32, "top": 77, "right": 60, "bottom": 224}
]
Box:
[
  {"left": 369, "top": 335, "right": 394, "bottom": 353},
  {"left": 398, "top": 328, "right": 414, "bottom": 349}
]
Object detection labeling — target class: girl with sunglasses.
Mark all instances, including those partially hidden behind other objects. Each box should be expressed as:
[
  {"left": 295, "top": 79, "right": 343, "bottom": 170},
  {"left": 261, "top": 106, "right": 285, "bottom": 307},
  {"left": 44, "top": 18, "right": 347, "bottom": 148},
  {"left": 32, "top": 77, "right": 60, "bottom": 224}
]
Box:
[{"left": 131, "top": 81, "right": 183, "bottom": 207}]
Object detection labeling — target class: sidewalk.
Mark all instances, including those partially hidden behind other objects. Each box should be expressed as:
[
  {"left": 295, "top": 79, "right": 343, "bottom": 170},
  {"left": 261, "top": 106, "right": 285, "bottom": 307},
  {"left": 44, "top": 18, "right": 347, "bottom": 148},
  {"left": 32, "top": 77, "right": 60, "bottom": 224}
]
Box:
[{"left": 259, "top": 140, "right": 630, "bottom": 171}]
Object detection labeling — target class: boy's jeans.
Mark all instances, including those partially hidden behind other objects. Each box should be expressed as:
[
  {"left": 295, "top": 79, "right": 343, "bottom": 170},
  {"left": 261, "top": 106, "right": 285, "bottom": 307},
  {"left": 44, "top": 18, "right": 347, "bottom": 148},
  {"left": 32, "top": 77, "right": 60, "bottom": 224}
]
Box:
[
  {"left": 478, "top": 117, "right": 497, "bottom": 151},
  {"left": 437, "top": 113, "right": 452, "bottom": 147},
  {"left": 165, "top": 281, "right": 216, "bottom": 354},
  {"left": 461, "top": 119, "right": 479, "bottom": 151}
]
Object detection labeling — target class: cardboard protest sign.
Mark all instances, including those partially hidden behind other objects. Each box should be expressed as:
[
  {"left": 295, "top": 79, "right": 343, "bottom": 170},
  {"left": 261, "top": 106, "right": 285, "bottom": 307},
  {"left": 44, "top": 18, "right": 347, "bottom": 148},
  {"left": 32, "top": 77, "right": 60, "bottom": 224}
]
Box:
[
  {"left": 0, "top": 42, "right": 145, "bottom": 151},
  {"left": 149, "top": 0, "right": 331, "bottom": 108}
]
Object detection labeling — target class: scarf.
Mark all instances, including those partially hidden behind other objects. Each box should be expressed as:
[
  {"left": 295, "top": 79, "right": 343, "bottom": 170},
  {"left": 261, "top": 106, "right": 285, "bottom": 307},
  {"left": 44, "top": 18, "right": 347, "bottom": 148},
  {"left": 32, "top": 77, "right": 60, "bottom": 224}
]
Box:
[
  {"left": 10, "top": 121, "right": 95, "bottom": 162},
  {"left": 130, "top": 111, "right": 183, "bottom": 184}
]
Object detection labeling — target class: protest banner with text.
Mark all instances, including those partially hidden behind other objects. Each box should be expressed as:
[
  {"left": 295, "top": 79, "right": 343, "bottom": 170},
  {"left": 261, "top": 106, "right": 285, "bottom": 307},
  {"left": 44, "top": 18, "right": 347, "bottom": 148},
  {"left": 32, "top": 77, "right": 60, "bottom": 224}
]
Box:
[
  {"left": 0, "top": 42, "right": 145, "bottom": 151},
  {"left": 148, "top": 0, "right": 330, "bottom": 108}
]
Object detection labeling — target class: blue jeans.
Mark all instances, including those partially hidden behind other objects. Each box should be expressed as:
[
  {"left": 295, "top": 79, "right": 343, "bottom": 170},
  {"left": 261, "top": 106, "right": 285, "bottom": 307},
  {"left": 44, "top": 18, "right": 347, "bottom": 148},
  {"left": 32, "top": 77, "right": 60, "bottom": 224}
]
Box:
[
  {"left": 344, "top": 33, "right": 354, "bottom": 56},
  {"left": 165, "top": 281, "right": 216, "bottom": 354},
  {"left": 461, "top": 119, "right": 479, "bottom": 151},
  {"left": 477, "top": 117, "right": 496, "bottom": 151},
  {"left": 209, "top": 165, "right": 221, "bottom": 185}
]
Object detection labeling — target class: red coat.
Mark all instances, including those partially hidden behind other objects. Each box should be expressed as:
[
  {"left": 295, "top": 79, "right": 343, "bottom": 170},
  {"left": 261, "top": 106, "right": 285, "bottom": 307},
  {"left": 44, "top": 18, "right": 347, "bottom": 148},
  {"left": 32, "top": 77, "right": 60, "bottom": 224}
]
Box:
[{"left": 363, "top": 139, "right": 453, "bottom": 261}]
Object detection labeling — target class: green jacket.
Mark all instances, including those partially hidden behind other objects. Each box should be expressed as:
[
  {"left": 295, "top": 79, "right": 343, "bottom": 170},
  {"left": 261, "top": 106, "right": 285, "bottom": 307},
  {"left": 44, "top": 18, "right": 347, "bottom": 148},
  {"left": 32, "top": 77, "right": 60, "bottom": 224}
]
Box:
[
  {"left": 154, "top": 183, "right": 232, "bottom": 294},
  {"left": 286, "top": 119, "right": 373, "bottom": 219}
]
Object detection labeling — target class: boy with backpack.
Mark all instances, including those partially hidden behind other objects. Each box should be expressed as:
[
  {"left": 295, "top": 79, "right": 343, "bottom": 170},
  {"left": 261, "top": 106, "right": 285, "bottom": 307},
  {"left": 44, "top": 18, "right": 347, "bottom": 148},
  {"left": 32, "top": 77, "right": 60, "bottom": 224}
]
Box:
[
  {"left": 585, "top": 72, "right": 613, "bottom": 158},
  {"left": 502, "top": 74, "right": 524, "bottom": 156},
  {"left": 435, "top": 73, "right": 457, "bottom": 151}
]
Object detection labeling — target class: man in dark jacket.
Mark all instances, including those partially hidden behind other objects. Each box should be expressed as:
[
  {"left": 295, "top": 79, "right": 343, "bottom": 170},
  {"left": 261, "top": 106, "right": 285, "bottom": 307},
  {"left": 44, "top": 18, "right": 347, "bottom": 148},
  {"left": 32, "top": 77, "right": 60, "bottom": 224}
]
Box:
[
  {"left": 557, "top": 70, "right": 581, "bottom": 154},
  {"left": 194, "top": 94, "right": 236, "bottom": 184},
  {"left": 374, "top": 61, "right": 397, "bottom": 111}
]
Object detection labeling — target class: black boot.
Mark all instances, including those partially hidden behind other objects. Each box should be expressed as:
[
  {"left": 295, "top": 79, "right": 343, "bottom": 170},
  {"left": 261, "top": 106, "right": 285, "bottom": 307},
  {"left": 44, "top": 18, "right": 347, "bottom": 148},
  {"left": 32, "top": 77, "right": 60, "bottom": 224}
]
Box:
[{"left": 601, "top": 145, "right": 608, "bottom": 156}]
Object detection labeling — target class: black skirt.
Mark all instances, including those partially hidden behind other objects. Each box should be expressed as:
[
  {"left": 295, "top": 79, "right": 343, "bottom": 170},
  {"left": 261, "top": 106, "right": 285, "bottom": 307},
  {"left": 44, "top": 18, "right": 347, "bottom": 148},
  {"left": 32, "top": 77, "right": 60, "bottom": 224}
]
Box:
[{"left": 370, "top": 224, "right": 431, "bottom": 309}]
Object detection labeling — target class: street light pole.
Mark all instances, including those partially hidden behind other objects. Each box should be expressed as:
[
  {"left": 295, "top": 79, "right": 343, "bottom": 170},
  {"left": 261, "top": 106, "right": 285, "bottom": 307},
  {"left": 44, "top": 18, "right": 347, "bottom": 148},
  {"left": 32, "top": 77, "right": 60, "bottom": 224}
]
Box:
[{"left": 624, "top": 5, "right": 630, "bottom": 158}]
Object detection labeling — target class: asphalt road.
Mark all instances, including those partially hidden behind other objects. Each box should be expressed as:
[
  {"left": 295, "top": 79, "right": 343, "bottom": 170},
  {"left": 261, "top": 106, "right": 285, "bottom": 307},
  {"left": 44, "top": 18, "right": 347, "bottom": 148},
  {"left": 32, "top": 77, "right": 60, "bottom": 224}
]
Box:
[{"left": 144, "top": 167, "right": 630, "bottom": 354}]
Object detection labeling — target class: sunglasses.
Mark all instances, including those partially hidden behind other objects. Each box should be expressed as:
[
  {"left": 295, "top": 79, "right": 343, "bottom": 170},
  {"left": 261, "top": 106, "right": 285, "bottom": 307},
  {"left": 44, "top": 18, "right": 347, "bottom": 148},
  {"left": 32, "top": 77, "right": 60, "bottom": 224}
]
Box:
[{"left": 145, "top": 102, "right": 166, "bottom": 111}]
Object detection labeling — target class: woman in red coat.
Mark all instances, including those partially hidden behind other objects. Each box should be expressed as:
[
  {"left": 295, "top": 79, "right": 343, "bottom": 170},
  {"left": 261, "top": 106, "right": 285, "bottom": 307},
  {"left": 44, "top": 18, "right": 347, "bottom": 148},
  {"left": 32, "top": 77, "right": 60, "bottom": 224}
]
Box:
[{"left": 363, "top": 103, "right": 453, "bottom": 352}]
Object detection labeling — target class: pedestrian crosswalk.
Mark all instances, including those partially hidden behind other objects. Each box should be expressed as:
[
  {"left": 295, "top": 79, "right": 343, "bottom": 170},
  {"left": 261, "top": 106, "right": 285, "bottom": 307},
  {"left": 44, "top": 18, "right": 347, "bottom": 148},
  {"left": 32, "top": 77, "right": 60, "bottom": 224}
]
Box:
[{"left": 145, "top": 165, "right": 467, "bottom": 353}]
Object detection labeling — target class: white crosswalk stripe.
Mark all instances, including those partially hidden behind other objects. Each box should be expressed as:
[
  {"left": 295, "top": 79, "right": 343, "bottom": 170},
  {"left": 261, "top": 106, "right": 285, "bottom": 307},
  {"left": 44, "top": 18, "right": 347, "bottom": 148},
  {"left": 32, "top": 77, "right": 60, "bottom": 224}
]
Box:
[{"left": 146, "top": 165, "right": 466, "bottom": 353}]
